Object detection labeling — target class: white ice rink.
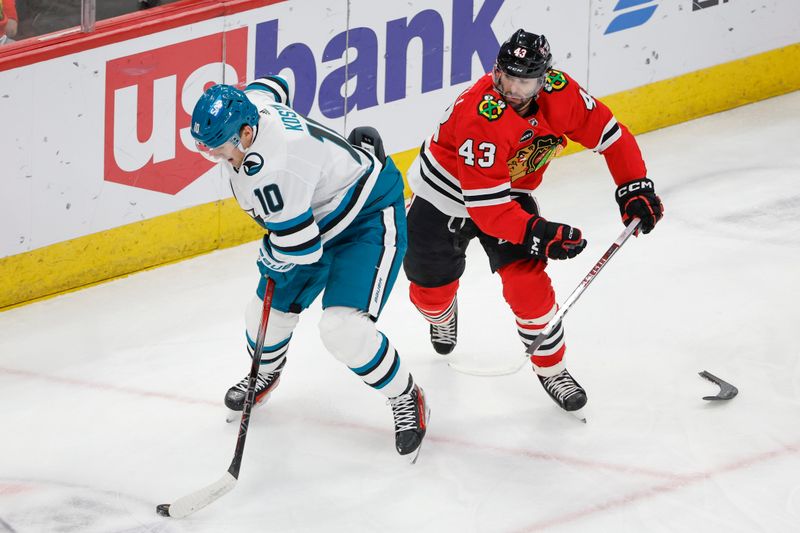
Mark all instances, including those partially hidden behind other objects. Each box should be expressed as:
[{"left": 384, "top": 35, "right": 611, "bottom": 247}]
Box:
[{"left": 2, "top": 91, "right": 800, "bottom": 533}]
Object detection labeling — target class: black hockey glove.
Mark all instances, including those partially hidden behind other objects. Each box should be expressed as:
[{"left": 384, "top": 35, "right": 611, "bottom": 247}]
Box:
[
  {"left": 523, "top": 217, "right": 587, "bottom": 261},
  {"left": 615, "top": 178, "right": 663, "bottom": 234}
]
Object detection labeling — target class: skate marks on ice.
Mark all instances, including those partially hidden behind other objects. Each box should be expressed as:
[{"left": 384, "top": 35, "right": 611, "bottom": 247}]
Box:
[
  {"left": 0, "top": 479, "right": 175, "bottom": 533},
  {"left": 662, "top": 165, "right": 800, "bottom": 246},
  {"left": 510, "top": 440, "right": 800, "bottom": 532}
]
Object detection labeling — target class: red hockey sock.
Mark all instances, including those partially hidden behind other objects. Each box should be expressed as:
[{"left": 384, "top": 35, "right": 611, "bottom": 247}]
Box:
[
  {"left": 409, "top": 280, "right": 459, "bottom": 323},
  {"left": 498, "top": 260, "right": 566, "bottom": 371}
]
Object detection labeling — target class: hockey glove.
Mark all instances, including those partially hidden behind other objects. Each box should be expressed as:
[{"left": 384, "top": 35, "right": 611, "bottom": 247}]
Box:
[
  {"left": 257, "top": 235, "right": 297, "bottom": 287},
  {"left": 615, "top": 178, "right": 663, "bottom": 234},
  {"left": 523, "top": 217, "right": 587, "bottom": 261}
]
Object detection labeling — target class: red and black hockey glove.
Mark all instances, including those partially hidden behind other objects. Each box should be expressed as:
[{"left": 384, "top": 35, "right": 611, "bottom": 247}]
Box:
[
  {"left": 615, "top": 178, "right": 663, "bottom": 234},
  {"left": 523, "top": 216, "right": 587, "bottom": 261}
]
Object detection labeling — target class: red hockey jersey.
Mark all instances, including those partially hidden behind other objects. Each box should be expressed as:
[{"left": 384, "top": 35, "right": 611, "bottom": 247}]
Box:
[{"left": 407, "top": 70, "right": 647, "bottom": 244}]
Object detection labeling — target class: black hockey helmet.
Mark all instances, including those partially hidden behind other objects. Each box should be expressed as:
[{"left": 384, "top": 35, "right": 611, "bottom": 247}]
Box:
[{"left": 496, "top": 29, "right": 552, "bottom": 79}]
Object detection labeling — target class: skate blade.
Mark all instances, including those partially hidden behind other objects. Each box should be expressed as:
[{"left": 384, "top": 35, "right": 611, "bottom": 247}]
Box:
[
  {"left": 569, "top": 408, "right": 587, "bottom": 423},
  {"left": 409, "top": 406, "right": 432, "bottom": 465}
]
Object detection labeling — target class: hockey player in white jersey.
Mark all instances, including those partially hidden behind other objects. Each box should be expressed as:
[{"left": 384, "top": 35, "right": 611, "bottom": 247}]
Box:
[{"left": 189, "top": 78, "right": 429, "bottom": 457}]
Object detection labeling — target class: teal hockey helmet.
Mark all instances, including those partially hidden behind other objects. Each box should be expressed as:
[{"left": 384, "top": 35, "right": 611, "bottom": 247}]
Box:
[{"left": 190, "top": 84, "right": 259, "bottom": 150}]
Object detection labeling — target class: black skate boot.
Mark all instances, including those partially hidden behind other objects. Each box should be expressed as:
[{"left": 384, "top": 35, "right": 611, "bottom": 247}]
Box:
[
  {"left": 388, "top": 381, "right": 430, "bottom": 462},
  {"left": 430, "top": 300, "right": 457, "bottom": 355},
  {"left": 537, "top": 368, "right": 587, "bottom": 422},
  {"left": 224, "top": 360, "right": 285, "bottom": 422}
]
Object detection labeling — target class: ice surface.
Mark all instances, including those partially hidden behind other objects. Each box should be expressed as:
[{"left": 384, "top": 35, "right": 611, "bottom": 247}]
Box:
[{"left": 1, "top": 92, "right": 799, "bottom": 533}]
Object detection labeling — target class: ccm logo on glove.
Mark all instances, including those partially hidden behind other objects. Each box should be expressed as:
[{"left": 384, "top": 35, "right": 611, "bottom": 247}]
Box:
[
  {"left": 615, "top": 178, "right": 664, "bottom": 234},
  {"left": 616, "top": 179, "right": 654, "bottom": 197}
]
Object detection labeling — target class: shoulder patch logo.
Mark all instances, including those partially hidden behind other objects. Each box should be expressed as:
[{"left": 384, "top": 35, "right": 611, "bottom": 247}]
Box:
[
  {"left": 243, "top": 152, "right": 264, "bottom": 176},
  {"left": 477, "top": 94, "right": 506, "bottom": 121},
  {"left": 544, "top": 70, "right": 568, "bottom": 93}
]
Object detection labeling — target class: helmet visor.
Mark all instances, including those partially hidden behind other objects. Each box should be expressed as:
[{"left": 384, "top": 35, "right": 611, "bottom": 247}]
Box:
[
  {"left": 493, "top": 67, "right": 545, "bottom": 101},
  {"left": 195, "top": 135, "right": 241, "bottom": 163}
]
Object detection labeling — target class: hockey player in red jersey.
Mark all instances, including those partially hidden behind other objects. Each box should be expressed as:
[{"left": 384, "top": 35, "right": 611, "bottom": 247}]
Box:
[{"left": 403, "top": 29, "right": 663, "bottom": 416}]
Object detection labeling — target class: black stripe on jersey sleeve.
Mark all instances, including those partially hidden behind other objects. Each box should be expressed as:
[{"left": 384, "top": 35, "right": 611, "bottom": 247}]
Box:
[
  {"left": 420, "top": 166, "right": 463, "bottom": 204},
  {"left": 271, "top": 234, "right": 322, "bottom": 254},
  {"left": 601, "top": 122, "right": 620, "bottom": 145},
  {"left": 269, "top": 214, "right": 315, "bottom": 237},
  {"left": 267, "top": 76, "right": 290, "bottom": 103},
  {"left": 420, "top": 145, "right": 461, "bottom": 193},
  {"left": 463, "top": 189, "right": 510, "bottom": 202},
  {"left": 318, "top": 168, "right": 371, "bottom": 235},
  {"left": 419, "top": 148, "right": 463, "bottom": 204}
]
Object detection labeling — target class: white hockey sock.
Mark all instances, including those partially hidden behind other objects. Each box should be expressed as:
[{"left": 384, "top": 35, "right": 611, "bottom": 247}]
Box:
[
  {"left": 348, "top": 332, "right": 410, "bottom": 398},
  {"left": 247, "top": 334, "right": 290, "bottom": 374}
]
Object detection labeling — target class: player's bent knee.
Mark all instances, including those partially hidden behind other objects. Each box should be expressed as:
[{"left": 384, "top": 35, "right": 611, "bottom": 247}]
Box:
[
  {"left": 319, "top": 306, "right": 378, "bottom": 365},
  {"left": 245, "top": 294, "right": 299, "bottom": 344},
  {"left": 498, "top": 260, "right": 555, "bottom": 318}
]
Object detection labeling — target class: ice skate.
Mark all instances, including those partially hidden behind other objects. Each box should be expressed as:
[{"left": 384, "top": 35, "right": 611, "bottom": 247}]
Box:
[
  {"left": 430, "top": 301, "right": 457, "bottom": 355},
  {"left": 224, "top": 361, "right": 285, "bottom": 423},
  {"left": 388, "top": 383, "right": 430, "bottom": 463},
  {"left": 537, "top": 368, "right": 587, "bottom": 422}
]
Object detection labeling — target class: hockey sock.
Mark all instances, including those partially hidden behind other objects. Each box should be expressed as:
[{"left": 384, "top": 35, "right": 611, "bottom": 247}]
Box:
[
  {"left": 409, "top": 280, "right": 459, "bottom": 324},
  {"left": 515, "top": 307, "right": 566, "bottom": 376},
  {"left": 348, "top": 332, "right": 410, "bottom": 398},
  {"left": 247, "top": 333, "right": 290, "bottom": 374}
]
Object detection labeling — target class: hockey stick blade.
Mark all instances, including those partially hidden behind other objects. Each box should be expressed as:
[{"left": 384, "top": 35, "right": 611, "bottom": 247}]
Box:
[
  {"left": 447, "top": 358, "right": 527, "bottom": 377},
  {"left": 699, "top": 370, "right": 738, "bottom": 401},
  {"left": 158, "top": 279, "right": 276, "bottom": 519},
  {"left": 156, "top": 472, "right": 236, "bottom": 518}
]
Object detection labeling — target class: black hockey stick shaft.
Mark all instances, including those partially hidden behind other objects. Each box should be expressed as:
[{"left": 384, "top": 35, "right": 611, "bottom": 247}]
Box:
[
  {"left": 228, "top": 276, "right": 276, "bottom": 479},
  {"left": 157, "top": 277, "right": 276, "bottom": 519},
  {"left": 525, "top": 218, "right": 641, "bottom": 355}
]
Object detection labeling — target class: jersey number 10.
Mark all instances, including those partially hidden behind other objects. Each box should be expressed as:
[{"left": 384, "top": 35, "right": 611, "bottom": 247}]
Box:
[{"left": 254, "top": 184, "right": 285, "bottom": 214}]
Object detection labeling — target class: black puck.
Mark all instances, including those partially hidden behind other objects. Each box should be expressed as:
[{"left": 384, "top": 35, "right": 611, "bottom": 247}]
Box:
[{"left": 156, "top": 503, "right": 171, "bottom": 517}]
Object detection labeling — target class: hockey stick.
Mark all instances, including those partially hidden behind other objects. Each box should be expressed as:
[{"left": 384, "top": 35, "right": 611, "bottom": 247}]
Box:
[
  {"left": 448, "top": 218, "right": 641, "bottom": 376},
  {"left": 699, "top": 371, "right": 738, "bottom": 401},
  {"left": 156, "top": 277, "right": 276, "bottom": 519}
]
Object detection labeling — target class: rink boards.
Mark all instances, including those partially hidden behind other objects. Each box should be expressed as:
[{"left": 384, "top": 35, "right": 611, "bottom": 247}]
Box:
[{"left": 0, "top": 0, "right": 799, "bottom": 308}]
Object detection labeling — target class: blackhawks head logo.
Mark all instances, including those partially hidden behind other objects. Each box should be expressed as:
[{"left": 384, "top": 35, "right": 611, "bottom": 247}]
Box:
[
  {"left": 478, "top": 94, "right": 506, "bottom": 121},
  {"left": 543, "top": 70, "right": 568, "bottom": 93},
  {"left": 507, "top": 135, "right": 564, "bottom": 181}
]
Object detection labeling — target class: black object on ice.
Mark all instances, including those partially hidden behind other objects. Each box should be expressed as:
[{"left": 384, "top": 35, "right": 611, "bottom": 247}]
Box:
[{"left": 699, "top": 371, "right": 738, "bottom": 401}]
